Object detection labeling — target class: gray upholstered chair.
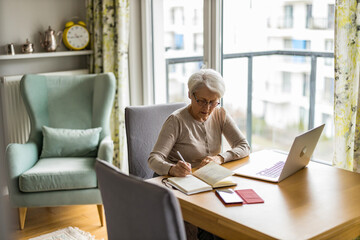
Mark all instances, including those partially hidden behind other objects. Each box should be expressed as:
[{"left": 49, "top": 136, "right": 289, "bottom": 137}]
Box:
[
  {"left": 5, "top": 73, "right": 115, "bottom": 229},
  {"left": 125, "top": 103, "right": 187, "bottom": 179},
  {"left": 95, "top": 159, "right": 186, "bottom": 240}
]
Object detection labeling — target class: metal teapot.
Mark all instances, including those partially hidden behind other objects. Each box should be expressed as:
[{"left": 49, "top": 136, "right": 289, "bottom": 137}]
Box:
[
  {"left": 39, "top": 26, "right": 63, "bottom": 52},
  {"left": 22, "top": 39, "right": 35, "bottom": 53}
]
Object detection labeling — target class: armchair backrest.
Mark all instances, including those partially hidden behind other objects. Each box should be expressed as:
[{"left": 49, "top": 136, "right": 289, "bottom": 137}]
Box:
[
  {"left": 125, "top": 103, "right": 187, "bottom": 179},
  {"left": 95, "top": 159, "right": 186, "bottom": 240},
  {"left": 20, "top": 73, "right": 116, "bottom": 149}
]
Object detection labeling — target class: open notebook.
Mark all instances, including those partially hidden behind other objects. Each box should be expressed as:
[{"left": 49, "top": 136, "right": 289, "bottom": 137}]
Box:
[{"left": 167, "top": 162, "right": 236, "bottom": 195}]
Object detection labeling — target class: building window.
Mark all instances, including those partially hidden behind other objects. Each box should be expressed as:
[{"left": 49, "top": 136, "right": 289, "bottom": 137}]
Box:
[
  {"left": 171, "top": 7, "right": 184, "bottom": 25},
  {"left": 193, "top": 33, "right": 203, "bottom": 52},
  {"left": 292, "top": 39, "right": 309, "bottom": 49},
  {"left": 323, "top": 77, "right": 334, "bottom": 104},
  {"left": 284, "top": 5, "right": 293, "bottom": 28},
  {"left": 284, "top": 39, "right": 292, "bottom": 49},
  {"left": 193, "top": 9, "right": 199, "bottom": 26},
  {"left": 302, "top": 74, "right": 309, "bottom": 97},
  {"left": 282, "top": 72, "right": 291, "bottom": 93},
  {"left": 174, "top": 34, "right": 184, "bottom": 50},
  {"left": 328, "top": 4, "right": 335, "bottom": 29},
  {"left": 291, "top": 39, "right": 310, "bottom": 62},
  {"left": 325, "top": 39, "right": 334, "bottom": 65},
  {"left": 306, "top": 4, "right": 312, "bottom": 28}
]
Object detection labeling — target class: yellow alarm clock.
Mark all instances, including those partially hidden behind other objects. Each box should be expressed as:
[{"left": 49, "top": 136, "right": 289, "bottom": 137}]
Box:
[{"left": 63, "top": 21, "right": 90, "bottom": 50}]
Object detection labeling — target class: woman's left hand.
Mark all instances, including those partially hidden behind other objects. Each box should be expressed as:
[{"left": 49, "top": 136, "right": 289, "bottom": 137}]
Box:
[{"left": 198, "top": 155, "right": 224, "bottom": 168}]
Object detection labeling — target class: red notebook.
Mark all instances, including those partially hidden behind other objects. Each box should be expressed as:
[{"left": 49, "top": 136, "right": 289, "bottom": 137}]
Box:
[{"left": 235, "top": 189, "right": 264, "bottom": 204}]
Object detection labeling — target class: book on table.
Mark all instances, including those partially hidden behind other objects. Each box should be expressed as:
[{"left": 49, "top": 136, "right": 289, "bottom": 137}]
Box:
[{"left": 167, "top": 162, "right": 236, "bottom": 195}]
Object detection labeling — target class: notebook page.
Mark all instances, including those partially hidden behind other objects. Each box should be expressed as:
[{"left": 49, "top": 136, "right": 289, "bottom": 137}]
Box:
[
  {"left": 167, "top": 175, "right": 212, "bottom": 195},
  {"left": 193, "top": 162, "right": 234, "bottom": 186}
]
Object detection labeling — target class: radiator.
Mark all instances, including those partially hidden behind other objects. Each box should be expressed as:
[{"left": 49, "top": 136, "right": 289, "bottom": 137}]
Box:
[
  {"left": 0, "top": 69, "right": 89, "bottom": 146},
  {"left": 0, "top": 75, "right": 29, "bottom": 145}
]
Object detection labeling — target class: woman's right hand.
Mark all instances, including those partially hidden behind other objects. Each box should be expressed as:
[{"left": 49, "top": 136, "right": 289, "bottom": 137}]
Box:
[{"left": 169, "top": 161, "right": 192, "bottom": 177}]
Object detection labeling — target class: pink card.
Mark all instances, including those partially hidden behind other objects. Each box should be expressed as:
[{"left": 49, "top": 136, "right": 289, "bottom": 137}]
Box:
[{"left": 235, "top": 189, "right": 264, "bottom": 204}]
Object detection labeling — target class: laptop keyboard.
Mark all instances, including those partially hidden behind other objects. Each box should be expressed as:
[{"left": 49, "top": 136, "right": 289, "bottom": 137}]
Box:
[{"left": 256, "top": 161, "right": 285, "bottom": 178}]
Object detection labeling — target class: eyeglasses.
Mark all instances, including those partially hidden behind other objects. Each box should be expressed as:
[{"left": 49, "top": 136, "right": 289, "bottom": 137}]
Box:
[{"left": 193, "top": 93, "right": 220, "bottom": 108}]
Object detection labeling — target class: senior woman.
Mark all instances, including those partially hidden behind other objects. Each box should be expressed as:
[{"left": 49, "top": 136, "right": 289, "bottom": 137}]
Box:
[
  {"left": 148, "top": 69, "right": 250, "bottom": 240},
  {"left": 148, "top": 68, "right": 250, "bottom": 176}
]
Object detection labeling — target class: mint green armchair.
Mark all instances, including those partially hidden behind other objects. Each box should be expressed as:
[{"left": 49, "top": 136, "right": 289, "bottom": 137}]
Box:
[{"left": 5, "top": 73, "right": 115, "bottom": 229}]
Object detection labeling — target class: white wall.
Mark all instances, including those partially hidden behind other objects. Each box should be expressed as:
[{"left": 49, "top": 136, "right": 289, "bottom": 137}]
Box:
[{"left": 0, "top": 0, "right": 87, "bottom": 214}]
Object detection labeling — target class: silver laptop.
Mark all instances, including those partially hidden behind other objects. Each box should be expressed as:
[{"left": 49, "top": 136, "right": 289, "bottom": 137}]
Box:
[{"left": 234, "top": 124, "right": 325, "bottom": 183}]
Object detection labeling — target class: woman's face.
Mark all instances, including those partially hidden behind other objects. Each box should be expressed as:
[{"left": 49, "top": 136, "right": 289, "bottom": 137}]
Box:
[{"left": 188, "top": 86, "right": 220, "bottom": 122}]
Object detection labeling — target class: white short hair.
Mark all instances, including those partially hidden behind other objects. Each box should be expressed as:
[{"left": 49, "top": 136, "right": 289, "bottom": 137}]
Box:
[{"left": 187, "top": 69, "right": 225, "bottom": 97}]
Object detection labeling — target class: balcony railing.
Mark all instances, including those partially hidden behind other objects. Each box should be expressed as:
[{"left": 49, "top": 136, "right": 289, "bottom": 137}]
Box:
[
  {"left": 267, "top": 17, "right": 334, "bottom": 30},
  {"left": 307, "top": 17, "right": 334, "bottom": 30},
  {"left": 267, "top": 17, "right": 294, "bottom": 29},
  {"left": 165, "top": 50, "right": 334, "bottom": 146}
]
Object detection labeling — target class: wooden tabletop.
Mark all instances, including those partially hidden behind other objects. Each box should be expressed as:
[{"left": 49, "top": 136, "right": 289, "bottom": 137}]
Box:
[{"left": 148, "top": 157, "right": 360, "bottom": 240}]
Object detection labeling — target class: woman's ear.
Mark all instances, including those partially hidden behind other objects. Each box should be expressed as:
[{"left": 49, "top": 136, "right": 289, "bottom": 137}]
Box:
[{"left": 188, "top": 91, "right": 191, "bottom": 99}]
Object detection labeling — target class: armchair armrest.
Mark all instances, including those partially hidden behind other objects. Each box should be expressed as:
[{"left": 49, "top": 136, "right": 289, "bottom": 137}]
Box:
[
  {"left": 6, "top": 142, "right": 39, "bottom": 194},
  {"left": 98, "top": 136, "right": 114, "bottom": 163}
]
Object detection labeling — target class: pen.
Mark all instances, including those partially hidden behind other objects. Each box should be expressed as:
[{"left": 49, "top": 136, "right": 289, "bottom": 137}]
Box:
[
  {"left": 177, "top": 151, "right": 192, "bottom": 174},
  {"left": 177, "top": 151, "right": 186, "bottom": 162}
]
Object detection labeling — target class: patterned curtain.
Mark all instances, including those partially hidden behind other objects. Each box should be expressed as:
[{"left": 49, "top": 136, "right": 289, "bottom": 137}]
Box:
[
  {"left": 334, "top": 0, "right": 360, "bottom": 172},
  {"left": 86, "top": 0, "right": 130, "bottom": 172}
]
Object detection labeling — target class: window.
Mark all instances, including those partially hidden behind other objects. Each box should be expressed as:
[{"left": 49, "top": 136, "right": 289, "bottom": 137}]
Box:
[
  {"left": 302, "top": 74, "right": 309, "bottom": 97},
  {"left": 171, "top": 7, "right": 184, "bottom": 25},
  {"left": 323, "top": 77, "right": 334, "bottom": 104},
  {"left": 306, "top": 4, "right": 312, "bottom": 28},
  {"left": 284, "top": 5, "right": 293, "bottom": 28},
  {"left": 146, "top": 0, "right": 335, "bottom": 163},
  {"left": 328, "top": 4, "right": 335, "bottom": 29},
  {"left": 193, "top": 33, "right": 203, "bottom": 52},
  {"left": 284, "top": 39, "right": 311, "bottom": 62},
  {"left": 174, "top": 34, "right": 184, "bottom": 50},
  {"left": 221, "top": 0, "right": 334, "bottom": 162},
  {"left": 193, "top": 9, "right": 200, "bottom": 26},
  {"left": 325, "top": 39, "right": 334, "bottom": 66},
  {"left": 282, "top": 72, "right": 291, "bottom": 93},
  {"left": 292, "top": 39, "right": 310, "bottom": 63},
  {"left": 284, "top": 39, "right": 292, "bottom": 49}
]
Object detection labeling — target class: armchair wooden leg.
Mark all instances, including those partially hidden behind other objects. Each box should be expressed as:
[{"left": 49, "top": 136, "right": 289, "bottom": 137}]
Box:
[
  {"left": 97, "top": 204, "right": 104, "bottom": 226},
  {"left": 18, "top": 207, "right": 27, "bottom": 230}
]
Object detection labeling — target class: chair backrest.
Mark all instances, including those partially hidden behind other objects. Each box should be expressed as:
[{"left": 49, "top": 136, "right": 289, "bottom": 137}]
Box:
[
  {"left": 95, "top": 159, "right": 186, "bottom": 240},
  {"left": 20, "top": 73, "right": 115, "bottom": 149},
  {"left": 125, "top": 103, "right": 187, "bottom": 179}
]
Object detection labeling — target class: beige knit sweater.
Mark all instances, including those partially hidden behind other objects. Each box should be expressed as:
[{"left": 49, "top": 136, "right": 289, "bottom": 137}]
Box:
[{"left": 148, "top": 105, "right": 250, "bottom": 175}]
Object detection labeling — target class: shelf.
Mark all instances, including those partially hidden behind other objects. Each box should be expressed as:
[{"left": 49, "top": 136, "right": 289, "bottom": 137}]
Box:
[{"left": 0, "top": 50, "right": 93, "bottom": 61}]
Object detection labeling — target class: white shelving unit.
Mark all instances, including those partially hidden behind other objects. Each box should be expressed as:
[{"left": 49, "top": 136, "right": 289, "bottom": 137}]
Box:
[{"left": 0, "top": 50, "right": 93, "bottom": 61}]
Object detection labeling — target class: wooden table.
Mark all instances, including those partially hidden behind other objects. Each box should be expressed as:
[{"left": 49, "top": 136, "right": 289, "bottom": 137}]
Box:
[{"left": 148, "top": 158, "right": 360, "bottom": 240}]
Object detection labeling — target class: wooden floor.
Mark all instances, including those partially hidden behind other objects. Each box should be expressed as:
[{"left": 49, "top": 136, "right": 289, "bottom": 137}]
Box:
[{"left": 10, "top": 205, "right": 108, "bottom": 240}]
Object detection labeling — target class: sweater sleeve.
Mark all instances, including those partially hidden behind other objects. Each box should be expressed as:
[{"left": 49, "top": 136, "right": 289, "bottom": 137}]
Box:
[
  {"left": 219, "top": 109, "right": 251, "bottom": 162},
  {"left": 148, "top": 115, "right": 179, "bottom": 175}
]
